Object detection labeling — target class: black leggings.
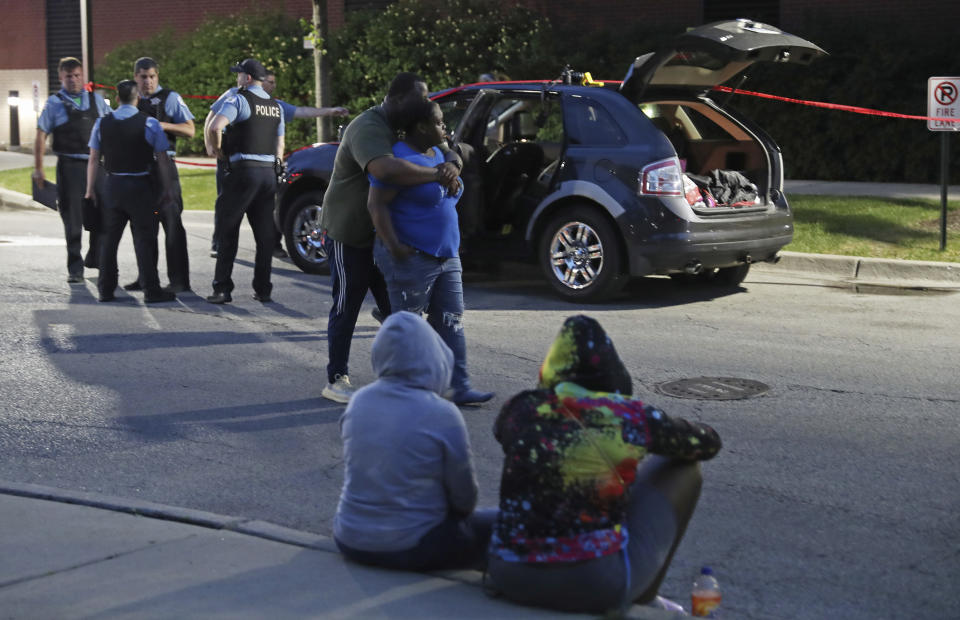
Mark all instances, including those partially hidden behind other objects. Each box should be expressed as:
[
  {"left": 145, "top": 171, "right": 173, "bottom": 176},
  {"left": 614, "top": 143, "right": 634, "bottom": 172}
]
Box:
[
  {"left": 336, "top": 508, "right": 497, "bottom": 572},
  {"left": 487, "top": 456, "right": 702, "bottom": 614}
]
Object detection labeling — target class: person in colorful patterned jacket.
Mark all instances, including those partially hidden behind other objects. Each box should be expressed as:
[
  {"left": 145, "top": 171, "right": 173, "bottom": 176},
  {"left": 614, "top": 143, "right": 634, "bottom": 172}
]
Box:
[{"left": 487, "top": 315, "right": 722, "bottom": 614}]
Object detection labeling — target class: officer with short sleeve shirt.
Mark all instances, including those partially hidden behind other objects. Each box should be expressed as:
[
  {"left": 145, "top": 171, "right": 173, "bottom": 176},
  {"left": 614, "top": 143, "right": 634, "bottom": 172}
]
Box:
[
  {"left": 85, "top": 80, "right": 176, "bottom": 304},
  {"left": 33, "top": 56, "right": 112, "bottom": 283},
  {"left": 203, "top": 58, "right": 284, "bottom": 304},
  {"left": 120, "top": 57, "right": 194, "bottom": 293},
  {"left": 260, "top": 69, "right": 349, "bottom": 259},
  {"left": 204, "top": 84, "right": 237, "bottom": 257}
]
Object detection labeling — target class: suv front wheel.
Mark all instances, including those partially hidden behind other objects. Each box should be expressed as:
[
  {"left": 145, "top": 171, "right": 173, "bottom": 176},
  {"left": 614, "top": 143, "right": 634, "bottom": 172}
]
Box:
[
  {"left": 538, "top": 206, "right": 625, "bottom": 302},
  {"left": 283, "top": 190, "right": 329, "bottom": 274}
]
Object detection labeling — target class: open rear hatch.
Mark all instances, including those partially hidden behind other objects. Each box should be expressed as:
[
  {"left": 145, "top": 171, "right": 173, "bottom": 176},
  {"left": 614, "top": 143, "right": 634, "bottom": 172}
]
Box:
[{"left": 620, "top": 19, "right": 826, "bottom": 100}]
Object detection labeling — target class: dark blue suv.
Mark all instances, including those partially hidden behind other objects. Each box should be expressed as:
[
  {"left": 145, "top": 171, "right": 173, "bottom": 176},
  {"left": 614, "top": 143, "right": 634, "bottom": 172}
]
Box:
[{"left": 276, "top": 19, "right": 825, "bottom": 301}]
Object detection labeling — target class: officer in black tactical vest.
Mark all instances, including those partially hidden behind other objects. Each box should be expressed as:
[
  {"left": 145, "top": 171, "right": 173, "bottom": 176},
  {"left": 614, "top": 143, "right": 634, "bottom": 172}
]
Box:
[
  {"left": 85, "top": 80, "right": 176, "bottom": 304},
  {"left": 34, "top": 57, "right": 112, "bottom": 283},
  {"left": 203, "top": 58, "right": 284, "bottom": 304},
  {"left": 119, "top": 56, "right": 194, "bottom": 293}
]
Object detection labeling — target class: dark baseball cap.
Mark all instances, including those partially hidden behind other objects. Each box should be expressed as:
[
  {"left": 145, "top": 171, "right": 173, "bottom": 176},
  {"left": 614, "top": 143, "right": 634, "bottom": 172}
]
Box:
[{"left": 230, "top": 58, "right": 266, "bottom": 80}]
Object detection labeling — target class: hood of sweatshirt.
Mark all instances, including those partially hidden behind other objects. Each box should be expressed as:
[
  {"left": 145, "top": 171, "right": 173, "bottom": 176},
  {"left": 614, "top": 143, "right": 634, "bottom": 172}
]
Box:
[
  {"left": 371, "top": 310, "right": 453, "bottom": 394},
  {"left": 537, "top": 314, "right": 632, "bottom": 395}
]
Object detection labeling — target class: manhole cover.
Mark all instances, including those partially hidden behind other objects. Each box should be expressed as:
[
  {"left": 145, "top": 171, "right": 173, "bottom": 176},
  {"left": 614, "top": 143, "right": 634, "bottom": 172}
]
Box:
[{"left": 655, "top": 377, "right": 769, "bottom": 400}]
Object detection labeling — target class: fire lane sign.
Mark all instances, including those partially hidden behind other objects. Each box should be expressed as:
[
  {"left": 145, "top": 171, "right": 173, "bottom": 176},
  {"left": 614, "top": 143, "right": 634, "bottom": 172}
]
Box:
[{"left": 928, "top": 77, "right": 960, "bottom": 131}]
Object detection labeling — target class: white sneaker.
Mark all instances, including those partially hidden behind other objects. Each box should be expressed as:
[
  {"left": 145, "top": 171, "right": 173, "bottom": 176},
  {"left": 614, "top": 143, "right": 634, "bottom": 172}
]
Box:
[{"left": 322, "top": 374, "right": 354, "bottom": 403}]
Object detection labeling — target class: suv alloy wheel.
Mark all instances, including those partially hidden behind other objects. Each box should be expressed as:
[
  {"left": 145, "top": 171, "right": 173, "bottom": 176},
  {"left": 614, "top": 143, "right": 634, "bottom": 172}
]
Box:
[{"left": 538, "top": 206, "right": 626, "bottom": 301}]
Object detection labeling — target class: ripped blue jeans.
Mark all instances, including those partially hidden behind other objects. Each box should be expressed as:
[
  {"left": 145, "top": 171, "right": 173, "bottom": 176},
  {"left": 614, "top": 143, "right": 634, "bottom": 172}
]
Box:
[{"left": 373, "top": 239, "right": 470, "bottom": 393}]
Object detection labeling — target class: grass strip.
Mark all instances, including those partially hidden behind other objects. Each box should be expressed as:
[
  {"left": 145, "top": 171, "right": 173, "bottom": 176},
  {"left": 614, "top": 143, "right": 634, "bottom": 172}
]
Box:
[
  {"left": 0, "top": 165, "right": 217, "bottom": 211},
  {"left": 3, "top": 166, "right": 959, "bottom": 261}
]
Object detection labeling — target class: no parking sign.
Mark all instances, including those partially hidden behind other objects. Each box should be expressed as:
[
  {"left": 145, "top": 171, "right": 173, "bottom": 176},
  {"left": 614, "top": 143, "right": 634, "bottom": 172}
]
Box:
[{"left": 928, "top": 77, "right": 960, "bottom": 131}]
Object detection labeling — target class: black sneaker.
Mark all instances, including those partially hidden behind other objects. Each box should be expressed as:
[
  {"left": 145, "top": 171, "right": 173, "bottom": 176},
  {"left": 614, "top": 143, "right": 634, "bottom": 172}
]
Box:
[
  {"left": 206, "top": 291, "right": 232, "bottom": 304},
  {"left": 144, "top": 290, "right": 176, "bottom": 303}
]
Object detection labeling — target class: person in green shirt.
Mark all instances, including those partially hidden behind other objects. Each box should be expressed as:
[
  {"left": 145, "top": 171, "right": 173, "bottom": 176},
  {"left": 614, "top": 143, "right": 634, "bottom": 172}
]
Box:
[{"left": 319, "top": 72, "right": 461, "bottom": 403}]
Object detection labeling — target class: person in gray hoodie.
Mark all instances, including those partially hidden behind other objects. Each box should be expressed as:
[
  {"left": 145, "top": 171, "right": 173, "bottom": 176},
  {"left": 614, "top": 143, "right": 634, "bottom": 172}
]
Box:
[{"left": 333, "top": 310, "right": 495, "bottom": 570}]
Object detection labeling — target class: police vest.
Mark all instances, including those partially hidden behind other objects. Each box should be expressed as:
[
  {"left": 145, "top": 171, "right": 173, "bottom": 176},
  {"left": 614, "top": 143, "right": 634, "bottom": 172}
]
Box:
[
  {"left": 99, "top": 113, "right": 155, "bottom": 174},
  {"left": 51, "top": 93, "right": 99, "bottom": 155},
  {"left": 221, "top": 90, "right": 281, "bottom": 157},
  {"left": 137, "top": 88, "right": 177, "bottom": 152}
]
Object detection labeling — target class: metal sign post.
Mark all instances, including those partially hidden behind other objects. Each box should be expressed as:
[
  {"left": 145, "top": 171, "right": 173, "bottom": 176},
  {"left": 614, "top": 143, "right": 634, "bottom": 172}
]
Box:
[{"left": 928, "top": 77, "right": 960, "bottom": 251}]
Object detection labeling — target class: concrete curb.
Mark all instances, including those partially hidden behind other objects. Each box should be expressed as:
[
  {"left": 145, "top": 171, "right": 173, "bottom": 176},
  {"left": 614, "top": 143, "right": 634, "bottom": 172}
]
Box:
[
  {"left": 0, "top": 187, "right": 47, "bottom": 212},
  {"left": 0, "top": 480, "right": 332, "bottom": 550},
  {"left": 767, "top": 251, "right": 960, "bottom": 286}
]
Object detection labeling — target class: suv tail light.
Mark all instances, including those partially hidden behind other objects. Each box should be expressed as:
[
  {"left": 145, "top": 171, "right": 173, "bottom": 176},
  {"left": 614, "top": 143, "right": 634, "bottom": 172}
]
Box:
[{"left": 639, "top": 157, "right": 683, "bottom": 196}]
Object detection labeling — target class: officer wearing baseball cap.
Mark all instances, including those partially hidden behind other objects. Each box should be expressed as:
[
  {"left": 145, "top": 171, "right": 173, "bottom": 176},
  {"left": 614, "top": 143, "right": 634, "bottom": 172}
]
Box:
[{"left": 203, "top": 58, "right": 284, "bottom": 304}]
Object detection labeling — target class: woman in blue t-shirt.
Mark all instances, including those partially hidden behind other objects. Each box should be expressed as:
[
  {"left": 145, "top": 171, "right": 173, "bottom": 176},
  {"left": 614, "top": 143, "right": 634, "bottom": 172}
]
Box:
[{"left": 367, "top": 100, "right": 494, "bottom": 406}]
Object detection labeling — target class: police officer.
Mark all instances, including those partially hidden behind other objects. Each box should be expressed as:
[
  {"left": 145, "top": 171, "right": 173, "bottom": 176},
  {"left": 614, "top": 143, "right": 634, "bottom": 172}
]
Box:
[
  {"left": 33, "top": 56, "right": 112, "bottom": 283},
  {"left": 260, "top": 69, "right": 349, "bottom": 259},
  {"left": 120, "top": 57, "right": 194, "bottom": 293},
  {"left": 261, "top": 70, "right": 349, "bottom": 121},
  {"left": 85, "top": 80, "right": 176, "bottom": 304},
  {"left": 203, "top": 58, "right": 284, "bottom": 304},
  {"left": 203, "top": 81, "right": 237, "bottom": 258}
]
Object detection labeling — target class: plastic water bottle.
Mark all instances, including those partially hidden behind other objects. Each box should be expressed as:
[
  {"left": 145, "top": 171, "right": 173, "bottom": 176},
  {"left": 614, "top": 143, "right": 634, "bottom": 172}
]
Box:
[{"left": 691, "top": 566, "right": 721, "bottom": 617}]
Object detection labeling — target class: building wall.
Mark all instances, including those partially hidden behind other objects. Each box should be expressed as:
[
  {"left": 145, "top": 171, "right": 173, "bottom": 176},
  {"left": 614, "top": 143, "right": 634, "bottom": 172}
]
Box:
[
  {"left": 0, "top": 1, "right": 48, "bottom": 70},
  {"left": 89, "top": 0, "right": 315, "bottom": 65},
  {"left": 517, "top": 0, "right": 701, "bottom": 32},
  {"left": 780, "top": 0, "right": 947, "bottom": 30},
  {"left": 0, "top": 71, "right": 48, "bottom": 149},
  {"left": 0, "top": 1, "right": 48, "bottom": 148}
]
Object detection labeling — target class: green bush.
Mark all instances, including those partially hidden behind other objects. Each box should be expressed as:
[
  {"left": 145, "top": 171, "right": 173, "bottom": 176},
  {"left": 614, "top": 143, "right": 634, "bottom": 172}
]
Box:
[
  {"left": 95, "top": 11, "right": 317, "bottom": 154},
  {"left": 325, "top": 0, "right": 558, "bottom": 113}
]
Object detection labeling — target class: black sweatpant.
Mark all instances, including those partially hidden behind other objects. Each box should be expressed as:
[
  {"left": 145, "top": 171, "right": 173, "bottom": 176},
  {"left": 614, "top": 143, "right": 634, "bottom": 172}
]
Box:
[{"left": 323, "top": 235, "right": 391, "bottom": 383}]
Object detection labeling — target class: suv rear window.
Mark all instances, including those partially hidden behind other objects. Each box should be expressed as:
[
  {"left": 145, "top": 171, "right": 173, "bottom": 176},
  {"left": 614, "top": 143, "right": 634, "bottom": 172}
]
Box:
[{"left": 564, "top": 96, "right": 627, "bottom": 146}]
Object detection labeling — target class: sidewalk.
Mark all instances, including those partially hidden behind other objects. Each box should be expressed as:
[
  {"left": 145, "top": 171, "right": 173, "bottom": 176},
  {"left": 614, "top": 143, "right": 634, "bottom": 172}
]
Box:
[{"left": 0, "top": 481, "right": 678, "bottom": 619}]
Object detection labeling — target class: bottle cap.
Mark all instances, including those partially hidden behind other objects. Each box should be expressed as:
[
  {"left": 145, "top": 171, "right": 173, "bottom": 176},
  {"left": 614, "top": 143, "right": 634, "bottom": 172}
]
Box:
[{"left": 700, "top": 566, "right": 713, "bottom": 575}]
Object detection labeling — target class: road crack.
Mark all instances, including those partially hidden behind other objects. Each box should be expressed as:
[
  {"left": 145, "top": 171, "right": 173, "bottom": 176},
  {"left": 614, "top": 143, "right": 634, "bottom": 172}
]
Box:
[{"left": 0, "top": 533, "right": 197, "bottom": 589}]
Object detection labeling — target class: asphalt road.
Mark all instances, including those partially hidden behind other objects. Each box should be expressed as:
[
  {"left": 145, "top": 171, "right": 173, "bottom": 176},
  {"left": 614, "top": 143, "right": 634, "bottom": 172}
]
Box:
[{"left": 1, "top": 206, "right": 958, "bottom": 619}]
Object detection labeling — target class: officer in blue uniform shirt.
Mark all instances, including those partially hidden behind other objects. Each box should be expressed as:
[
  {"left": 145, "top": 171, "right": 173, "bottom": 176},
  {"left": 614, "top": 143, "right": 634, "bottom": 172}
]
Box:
[
  {"left": 85, "top": 80, "right": 176, "bottom": 304},
  {"left": 120, "top": 57, "right": 194, "bottom": 293},
  {"left": 203, "top": 58, "right": 284, "bottom": 304},
  {"left": 204, "top": 84, "right": 237, "bottom": 257},
  {"left": 260, "top": 69, "right": 349, "bottom": 259},
  {"left": 33, "top": 56, "right": 112, "bottom": 283},
  {"left": 205, "top": 70, "right": 349, "bottom": 259}
]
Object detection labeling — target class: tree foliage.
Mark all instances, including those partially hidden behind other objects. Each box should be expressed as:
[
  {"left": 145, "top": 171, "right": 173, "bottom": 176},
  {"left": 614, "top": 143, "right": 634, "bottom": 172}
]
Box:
[
  {"left": 325, "top": 0, "right": 558, "bottom": 113},
  {"left": 92, "top": 6, "right": 960, "bottom": 182},
  {"left": 95, "top": 11, "right": 316, "bottom": 154}
]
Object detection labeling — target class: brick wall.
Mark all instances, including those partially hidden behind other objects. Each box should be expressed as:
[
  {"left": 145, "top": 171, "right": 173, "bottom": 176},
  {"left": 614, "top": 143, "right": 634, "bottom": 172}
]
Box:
[
  {"left": 89, "top": 0, "right": 316, "bottom": 65},
  {"left": 781, "top": 0, "right": 947, "bottom": 30},
  {"left": 516, "top": 0, "right": 701, "bottom": 32},
  {"left": 0, "top": 1, "right": 47, "bottom": 70}
]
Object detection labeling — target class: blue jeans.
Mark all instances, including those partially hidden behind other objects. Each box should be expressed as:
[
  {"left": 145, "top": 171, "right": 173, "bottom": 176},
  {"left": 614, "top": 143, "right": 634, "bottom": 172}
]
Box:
[{"left": 373, "top": 239, "right": 470, "bottom": 393}]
